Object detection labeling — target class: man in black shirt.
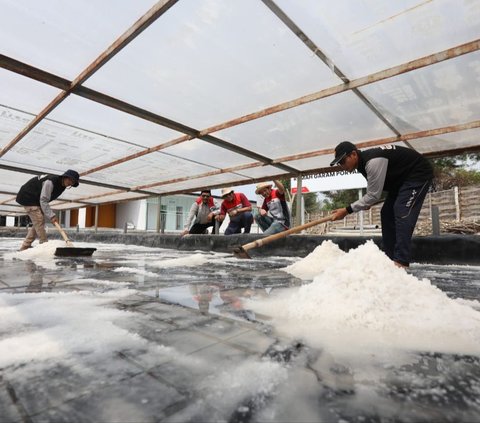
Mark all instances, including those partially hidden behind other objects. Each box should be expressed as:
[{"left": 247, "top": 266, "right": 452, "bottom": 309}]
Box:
[
  {"left": 16, "top": 170, "right": 80, "bottom": 251},
  {"left": 330, "top": 142, "right": 433, "bottom": 268}
]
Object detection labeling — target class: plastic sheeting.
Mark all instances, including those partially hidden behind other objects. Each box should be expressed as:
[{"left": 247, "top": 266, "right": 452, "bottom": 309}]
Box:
[{"left": 1, "top": 0, "right": 479, "bottom": 211}]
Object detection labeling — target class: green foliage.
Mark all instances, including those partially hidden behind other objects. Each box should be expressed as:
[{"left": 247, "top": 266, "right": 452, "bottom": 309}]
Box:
[
  {"left": 431, "top": 153, "right": 480, "bottom": 170},
  {"left": 303, "top": 153, "right": 480, "bottom": 211},
  {"left": 430, "top": 154, "right": 480, "bottom": 190},
  {"left": 291, "top": 192, "right": 321, "bottom": 217},
  {"left": 280, "top": 178, "right": 291, "bottom": 202},
  {"left": 433, "top": 167, "right": 480, "bottom": 190},
  {"left": 279, "top": 178, "right": 320, "bottom": 217},
  {"left": 321, "top": 189, "right": 359, "bottom": 211}
]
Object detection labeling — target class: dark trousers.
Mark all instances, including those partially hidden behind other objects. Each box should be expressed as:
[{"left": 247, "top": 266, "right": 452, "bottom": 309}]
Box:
[
  {"left": 225, "top": 212, "right": 253, "bottom": 235},
  {"left": 381, "top": 179, "right": 431, "bottom": 266},
  {"left": 189, "top": 217, "right": 221, "bottom": 234}
]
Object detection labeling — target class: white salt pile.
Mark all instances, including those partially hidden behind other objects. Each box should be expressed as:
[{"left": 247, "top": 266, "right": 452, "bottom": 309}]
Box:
[
  {"left": 282, "top": 240, "right": 345, "bottom": 280},
  {"left": 3, "top": 240, "right": 71, "bottom": 269},
  {"left": 248, "top": 240, "right": 480, "bottom": 356},
  {"left": 4, "top": 240, "right": 67, "bottom": 260}
]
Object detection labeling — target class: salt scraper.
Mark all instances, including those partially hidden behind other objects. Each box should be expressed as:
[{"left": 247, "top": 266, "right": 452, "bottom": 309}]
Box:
[
  {"left": 53, "top": 221, "right": 96, "bottom": 257},
  {"left": 233, "top": 215, "right": 333, "bottom": 259}
]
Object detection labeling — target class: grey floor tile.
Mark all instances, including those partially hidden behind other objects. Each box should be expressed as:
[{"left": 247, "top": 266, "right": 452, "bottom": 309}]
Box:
[
  {"left": 227, "top": 329, "right": 276, "bottom": 355},
  {"left": 191, "top": 341, "right": 251, "bottom": 365},
  {"left": 6, "top": 356, "right": 144, "bottom": 417},
  {"left": 193, "top": 317, "right": 251, "bottom": 341},
  {"left": 31, "top": 372, "right": 185, "bottom": 423},
  {"left": 0, "top": 384, "right": 23, "bottom": 423}
]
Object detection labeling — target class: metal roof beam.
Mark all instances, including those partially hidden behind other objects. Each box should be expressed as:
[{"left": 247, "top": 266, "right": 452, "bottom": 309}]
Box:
[
  {"left": 76, "top": 88, "right": 298, "bottom": 173},
  {"left": 0, "top": 55, "right": 70, "bottom": 90},
  {"left": 136, "top": 119, "right": 480, "bottom": 191},
  {"left": 1, "top": 36, "right": 478, "bottom": 188},
  {"left": 200, "top": 39, "right": 480, "bottom": 134},
  {"left": 274, "top": 119, "right": 480, "bottom": 163},
  {"left": 423, "top": 145, "right": 480, "bottom": 159},
  {"left": 0, "top": 57, "right": 297, "bottom": 174},
  {"left": 132, "top": 162, "right": 262, "bottom": 191},
  {"left": 0, "top": 163, "right": 156, "bottom": 196}
]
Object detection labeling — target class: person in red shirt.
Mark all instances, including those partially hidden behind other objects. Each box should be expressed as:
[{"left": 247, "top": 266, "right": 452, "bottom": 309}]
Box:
[
  {"left": 181, "top": 190, "right": 221, "bottom": 235},
  {"left": 216, "top": 187, "right": 253, "bottom": 235},
  {"left": 254, "top": 180, "right": 291, "bottom": 235}
]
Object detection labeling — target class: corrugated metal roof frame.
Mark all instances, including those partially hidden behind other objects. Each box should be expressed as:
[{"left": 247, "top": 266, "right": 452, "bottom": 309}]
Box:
[{"left": 0, "top": 0, "right": 479, "bottom": 212}]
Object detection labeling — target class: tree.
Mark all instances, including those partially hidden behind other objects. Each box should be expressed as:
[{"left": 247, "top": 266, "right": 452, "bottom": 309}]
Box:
[
  {"left": 321, "top": 189, "right": 360, "bottom": 211},
  {"left": 280, "top": 178, "right": 321, "bottom": 218},
  {"left": 430, "top": 154, "right": 480, "bottom": 190},
  {"left": 311, "top": 153, "right": 480, "bottom": 212}
]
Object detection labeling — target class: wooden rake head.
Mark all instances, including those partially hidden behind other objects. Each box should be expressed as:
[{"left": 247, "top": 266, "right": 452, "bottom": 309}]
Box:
[{"left": 233, "top": 246, "right": 252, "bottom": 259}]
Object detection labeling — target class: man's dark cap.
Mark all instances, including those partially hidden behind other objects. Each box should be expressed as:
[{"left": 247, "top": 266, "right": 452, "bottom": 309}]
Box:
[
  {"left": 62, "top": 169, "right": 80, "bottom": 187},
  {"left": 330, "top": 141, "right": 357, "bottom": 166}
]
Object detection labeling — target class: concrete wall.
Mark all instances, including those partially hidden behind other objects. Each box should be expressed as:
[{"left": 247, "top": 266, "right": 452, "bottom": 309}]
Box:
[
  {"left": 116, "top": 200, "right": 147, "bottom": 231},
  {"left": 78, "top": 208, "right": 86, "bottom": 229},
  {"left": 2, "top": 228, "right": 477, "bottom": 265}
]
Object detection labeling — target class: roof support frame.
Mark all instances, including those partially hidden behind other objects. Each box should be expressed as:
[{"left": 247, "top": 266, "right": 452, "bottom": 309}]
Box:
[
  {"left": 275, "top": 119, "right": 480, "bottom": 163},
  {"left": 2, "top": 38, "right": 478, "bottom": 180},
  {"left": 0, "top": 163, "right": 156, "bottom": 196},
  {"left": 0, "top": 56, "right": 299, "bottom": 174},
  {"left": 0, "top": 21, "right": 478, "bottom": 199},
  {"left": 126, "top": 118, "right": 480, "bottom": 196},
  {"left": 200, "top": 39, "right": 480, "bottom": 135}
]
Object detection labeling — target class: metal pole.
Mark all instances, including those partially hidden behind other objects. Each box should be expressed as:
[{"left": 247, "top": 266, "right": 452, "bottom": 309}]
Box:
[
  {"left": 301, "top": 197, "right": 305, "bottom": 225},
  {"left": 431, "top": 205, "right": 440, "bottom": 236},
  {"left": 156, "top": 196, "right": 161, "bottom": 233},
  {"left": 454, "top": 186, "right": 460, "bottom": 221},
  {"left": 428, "top": 192, "right": 432, "bottom": 218},
  {"left": 94, "top": 205, "right": 99, "bottom": 233},
  {"left": 296, "top": 175, "right": 302, "bottom": 227},
  {"left": 161, "top": 210, "right": 166, "bottom": 234},
  {"left": 358, "top": 189, "right": 364, "bottom": 235}
]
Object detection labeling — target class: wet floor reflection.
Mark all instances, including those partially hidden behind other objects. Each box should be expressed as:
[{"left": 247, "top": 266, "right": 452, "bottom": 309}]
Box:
[{"left": 1, "top": 239, "right": 480, "bottom": 422}]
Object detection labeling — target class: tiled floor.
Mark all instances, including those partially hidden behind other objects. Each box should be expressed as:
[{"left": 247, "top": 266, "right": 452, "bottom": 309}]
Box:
[{"left": 1, "top": 237, "right": 479, "bottom": 422}]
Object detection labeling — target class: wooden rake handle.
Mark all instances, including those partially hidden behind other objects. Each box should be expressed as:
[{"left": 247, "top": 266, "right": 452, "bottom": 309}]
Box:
[
  {"left": 53, "top": 221, "right": 74, "bottom": 247},
  {"left": 240, "top": 215, "right": 334, "bottom": 253}
]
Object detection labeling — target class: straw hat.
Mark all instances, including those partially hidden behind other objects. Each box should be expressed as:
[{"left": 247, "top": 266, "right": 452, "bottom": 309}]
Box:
[
  {"left": 255, "top": 182, "right": 272, "bottom": 195},
  {"left": 221, "top": 187, "right": 234, "bottom": 197}
]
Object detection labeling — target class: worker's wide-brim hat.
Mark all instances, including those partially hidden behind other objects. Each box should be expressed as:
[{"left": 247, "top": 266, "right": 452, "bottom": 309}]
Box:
[
  {"left": 255, "top": 182, "right": 272, "bottom": 194},
  {"left": 221, "top": 187, "right": 234, "bottom": 197}
]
